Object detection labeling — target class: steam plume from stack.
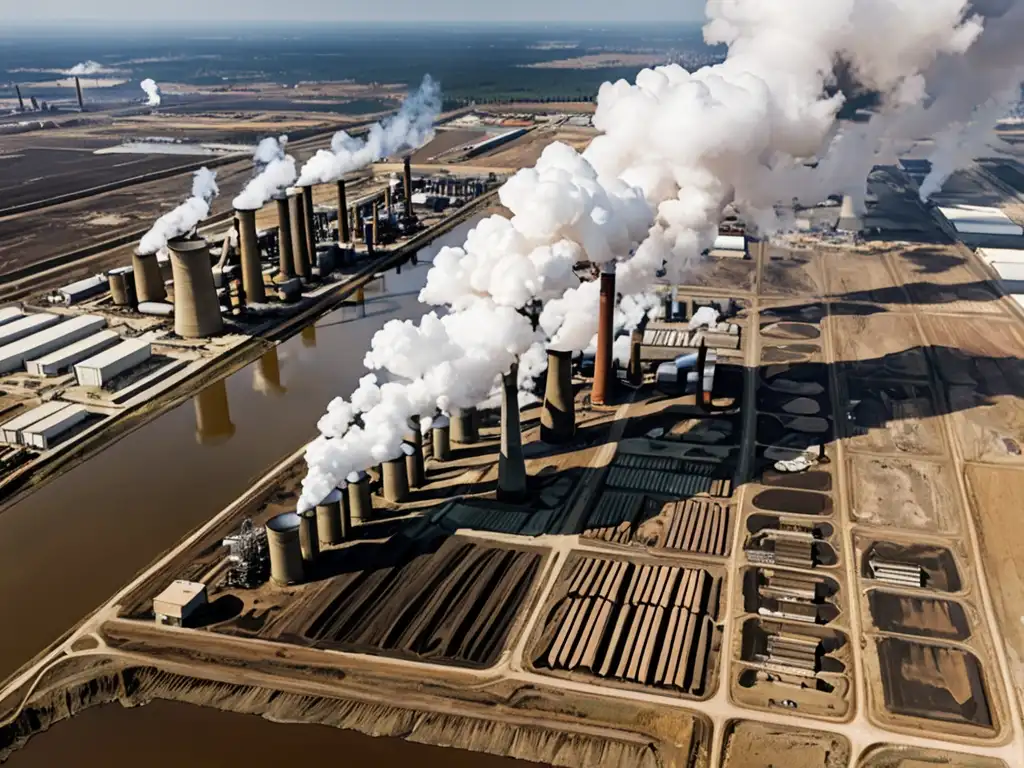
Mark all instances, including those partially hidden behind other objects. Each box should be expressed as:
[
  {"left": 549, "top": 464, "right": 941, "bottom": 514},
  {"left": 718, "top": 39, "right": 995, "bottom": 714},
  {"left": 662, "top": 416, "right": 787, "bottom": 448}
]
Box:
[
  {"left": 140, "top": 78, "right": 162, "bottom": 107},
  {"left": 296, "top": 75, "right": 441, "bottom": 186},
  {"left": 67, "top": 61, "right": 105, "bottom": 76},
  {"left": 138, "top": 168, "right": 219, "bottom": 255},
  {"left": 298, "top": 0, "right": 1015, "bottom": 510},
  {"left": 232, "top": 136, "right": 297, "bottom": 210}
]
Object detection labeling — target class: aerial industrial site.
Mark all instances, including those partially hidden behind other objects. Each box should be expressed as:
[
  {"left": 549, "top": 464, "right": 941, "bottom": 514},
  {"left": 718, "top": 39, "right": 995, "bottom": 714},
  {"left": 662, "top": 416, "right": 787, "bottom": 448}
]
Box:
[{"left": 2, "top": 5, "right": 1024, "bottom": 768}]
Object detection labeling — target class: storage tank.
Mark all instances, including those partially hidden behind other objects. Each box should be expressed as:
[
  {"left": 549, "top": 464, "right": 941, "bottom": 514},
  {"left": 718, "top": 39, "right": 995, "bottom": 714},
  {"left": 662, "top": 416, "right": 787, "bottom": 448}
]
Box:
[
  {"left": 132, "top": 249, "right": 166, "bottom": 303},
  {"left": 316, "top": 488, "right": 345, "bottom": 546},
  {"left": 347, "top": 470, "right": 373, "bottom": 524},
  {"left": 298, "top": 508, "right": 319, "bottom": 567},
  {"left": 431, "top": 415, "right": 451, "bottom": 461},
  {"left": 167, "top": 236, "right": 223, "bottom": 338},
  {"left": 383, "top": 445, "right": 412, "bottom": 503},
  {"left": 266, "top": 512, "right": 304, "bottom": 585}
]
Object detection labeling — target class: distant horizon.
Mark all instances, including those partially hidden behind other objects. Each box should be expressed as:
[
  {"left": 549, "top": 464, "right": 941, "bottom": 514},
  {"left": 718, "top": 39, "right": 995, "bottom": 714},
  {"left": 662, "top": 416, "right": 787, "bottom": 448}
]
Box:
[{"left": 0, "top": 19, "right": 707, "bottom": 30}]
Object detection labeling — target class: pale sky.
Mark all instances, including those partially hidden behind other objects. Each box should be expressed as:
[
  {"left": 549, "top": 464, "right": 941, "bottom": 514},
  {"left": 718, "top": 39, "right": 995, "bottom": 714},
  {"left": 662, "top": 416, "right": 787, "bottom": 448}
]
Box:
[{"left": 4, "top": 0, "right": 708, "bottom": 23}]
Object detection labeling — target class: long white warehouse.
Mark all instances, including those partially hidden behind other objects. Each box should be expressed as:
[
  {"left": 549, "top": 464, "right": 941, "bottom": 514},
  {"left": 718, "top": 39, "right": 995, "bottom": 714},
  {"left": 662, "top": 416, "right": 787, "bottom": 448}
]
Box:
[
  {"left": 25, "top": 329, "right": 120, "bottom": 377},
  {"left": 0, "top": 307, "right": 24, "bottom": 328},
  {"left": 0, "top": 401, "right": 70, "bottom": 444},
  {"left": 0, "top": 314, "right": 60, "bottom": 347},
  {"left": 0, "top": 315, "right": 107, "bottom": 375},
  {"left": 939, "top": 205, "right": 1024, "bottom": 236},
  {"left": 75, "top": 338, "right": 151, "bottom": 387},
  {"left": 20, "top": 404, "right": 89, "bottom": 450}
]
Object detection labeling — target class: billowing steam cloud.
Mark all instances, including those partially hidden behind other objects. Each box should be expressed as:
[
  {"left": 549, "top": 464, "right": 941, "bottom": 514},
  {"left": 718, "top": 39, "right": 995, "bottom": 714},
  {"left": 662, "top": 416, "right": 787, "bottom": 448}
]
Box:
[
  {"left": 297, "top": 1, "right": 1023, "bottom": 510},
  {"left": 68, "top": 61, "right": 106, "bottom": 76},
  {"left": 297, "top": 74, "right": 441, "bottom": 186},
  {"left": 138, "top": 168, "right": 219, "bottom": 255},
  {"left": 140, "top": 78, "right": 161, "bottom": 107},
  {"left": 232, "top": 136, "right": 297, "bottom": 211}
]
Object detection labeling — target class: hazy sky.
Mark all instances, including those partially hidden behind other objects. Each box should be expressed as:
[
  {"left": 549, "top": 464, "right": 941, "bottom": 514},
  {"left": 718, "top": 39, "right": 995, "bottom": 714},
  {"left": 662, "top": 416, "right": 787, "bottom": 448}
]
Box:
[{"left": 6, "top": 0, "right": 708, "bottom": 23}]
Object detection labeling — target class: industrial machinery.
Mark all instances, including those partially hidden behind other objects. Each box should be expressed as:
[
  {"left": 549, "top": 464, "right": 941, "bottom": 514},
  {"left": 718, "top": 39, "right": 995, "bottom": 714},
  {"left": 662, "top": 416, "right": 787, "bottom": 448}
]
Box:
[{"left": 222, "top": 519, "right": 269, "bottom": 588}]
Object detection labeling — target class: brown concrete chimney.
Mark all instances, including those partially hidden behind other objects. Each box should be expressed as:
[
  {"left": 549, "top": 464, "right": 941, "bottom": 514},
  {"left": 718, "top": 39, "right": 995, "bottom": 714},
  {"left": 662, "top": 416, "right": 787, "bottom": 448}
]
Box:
[
  {"left": 167, "top": 236, "right": 223, "bottom": 338},
  {"left": 194, "top": 379, "right": 235, "bottom": 445},
  {"left": 405, "top": 417, "right": 425, "bottom": 488},
  {"left": 74, "top": 76, "right": 84, "bottom": 110},
  {"left": 431, "top": 415, "right": 451, "bottom": 461},
  {"left": 301, "top": 185, "right": 316, "bottom": 264},
  {"left": 336, "top": 180, "right": 350, "bottom": 243},
  {"left": 132, "top": 249, "right": 166, "bottom": 303},
  {"left": 591, "top": 262, "right": 616, "bottom": 406},
  {"left": 498, "top": 362, "right": 527, "bottom": 502},
  {"left": 451, "top": 407, "right": 478, "bottom": 444},
  {"left": 541, "top": 348, "right": 575, "bottom": 443},
  {"left": 234, "top": 207, "right": 266, "bottom": 303},
  {"left": 372, "top": 201, "right": 380, "bottom": 244},
  {"left": 288, "top": 191, "right": 311, "bottom": 280},
  {"left": 15, "top": 85, "right": 24, "bottom": 112},
  {"left": 273, "top": 196, "right": 295, "bottom": 282},
  {"left": 315, "top": 488, "right": 345, "bottom": 546},
  {"left": 346, "top": 470, "right": 373, "bottom": 524},
  {"left": 382, "top": 451, "right": 410, "bottom": 503},
  {"left": 403, "top": 156, "right": 413, "bottom": 212}
]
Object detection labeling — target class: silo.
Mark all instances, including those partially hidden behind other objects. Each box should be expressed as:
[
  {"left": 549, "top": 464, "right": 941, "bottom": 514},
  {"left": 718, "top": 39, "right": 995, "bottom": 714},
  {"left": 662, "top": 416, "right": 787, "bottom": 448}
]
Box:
[
  {"left": 451, "top": 406, "right": 478, "bottom": 444},
  {"left": 405, "top": 416, "right": 425, "bottom": 487},
  {"left": 383, "top": 445, "right": 412, "bottom": 503},
  {"left": 167, "top": 236, "right": 223, "bottom": 338},
  {"left": 541, "top": 348, "right": 575, "bottom": 443},
  {"left": 432, "top": 415, "right": 451, "bottom": 461},
  {"left": 132, "top": 249, "right": 166, "bottom": 303},
  {"left": 316, "top": 488, "right": 344, "bottom": 546},
  {"left": 298, "top": 508, "right": 319, "bottom": 567},
  {"left": 288, "top": 191, "right": 311, "bottom": 280},
  {"left": 194, "top": 379, "right": 235, "bottom": 446},
  {"left": 347, "top": 470, "right": 373, "bottom": 524},
  {"left": 234, "top": 207, "right": 266, "bottom": 303},
  {"left": 266, "top": 512, "right": 304, "bottom": 585},
  {"left": 273, "top": 195, "right": 295, "bottom": 282}
]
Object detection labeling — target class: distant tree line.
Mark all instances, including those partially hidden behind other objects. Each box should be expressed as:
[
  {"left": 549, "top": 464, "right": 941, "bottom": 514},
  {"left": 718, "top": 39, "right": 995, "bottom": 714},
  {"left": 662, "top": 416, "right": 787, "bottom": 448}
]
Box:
[{"left": 442, "top": 94, "right": 594, "bottom": 110}]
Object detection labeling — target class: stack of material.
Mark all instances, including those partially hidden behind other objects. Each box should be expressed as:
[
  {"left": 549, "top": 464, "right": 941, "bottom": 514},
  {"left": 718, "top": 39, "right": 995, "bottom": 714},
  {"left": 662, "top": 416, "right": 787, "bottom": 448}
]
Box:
[
  {"left": 0, "top": 314, "right": 107, "bottom": 375},
  {"left": 26, "top": 330, "right": 120, "bottom": 377},
  {"left": 19, "top": 403, "right": 88, "bottom": 449},
  {"left": 581, "top": 492, "right": 646, "bottom": 544},
  {"left": 605, "top": 453, "right": 731, "bottom": 497},
  {"left": 74, "top": 339, "right": 151, "bottom": 387},
  {"left": 762, "top": 629, "right": 820, "bottom": 673},
  {"left": 537, "top": 557, "right": 717, "bottom": 695},
  {"left": 869, "top": 559, "right": 924, "bottom": 588},
  {"left": 0, "top": 401, "right": 70, "bottom": 444},
  {"left": 762, "top": 570, "right": 818, "bottom": 602},
  {"left": 772, "top": 536, "right": 816, "bottom": 569},
  {"left": 660, "top": 499, "right": 730, "bottom": 555}
]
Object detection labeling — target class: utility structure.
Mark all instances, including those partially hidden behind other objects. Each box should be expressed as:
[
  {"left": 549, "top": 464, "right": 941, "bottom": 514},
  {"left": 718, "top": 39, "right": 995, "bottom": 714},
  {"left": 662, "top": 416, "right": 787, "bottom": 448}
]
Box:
[
  {"left": 167, "top": 235, "right": 223, "bottom": 338},
  {"left": 541, "top": 348, "right": 575, "bottom": 443},
  {"left": 74, "top": 77, "right": 84, "bottom": 110},
  {"left": 301, "top": 185, "right": 317, "bottom": 269},
  {"left": 498, "top": 362, "right": 527, "bottom": 502},
  {"left": 273, "top": 195, "right": 295, "bottom": 283},
  {"left": 288, "top": 190, "right": 311, "bottom": 280},
  {"left": 336, "top": 179, "right": 350, "bottom": 242},
  {"left": 234, "top": 207, "right": 267, "bottom": 304},
  {"left": 591, "top": 262, "right": 616, "bottom": 406}
]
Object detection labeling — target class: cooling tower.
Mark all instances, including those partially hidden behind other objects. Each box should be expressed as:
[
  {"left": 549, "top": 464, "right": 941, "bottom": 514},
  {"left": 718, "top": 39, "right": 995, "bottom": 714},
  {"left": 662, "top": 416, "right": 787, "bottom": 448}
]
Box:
[
  {"left": 316, "top": 488, "right": 345, "bottom": 546},
  {"left": 405, "top": 416, "right": 425, "bottom": 488},
  {"left": 498, "top": 363, "right": 527, "bottom": 502},
  {"left": 451, "top": 407, "right": 478, "bottom": 444},
  {"left": 403, "top": 156, "right": 413, "bottom": 213},
  {"left": 234, "top": 207, "right": 266, "bottom": 304},
  {"left": 167, "top": 236, "right": 223, "bottom": 338},
  {"left": 301, "top": 185, "right": 316, "bottom": 261},
  {"left": 274, "top": 196, "right": 295, "bottom": 282},
  {"left": 383, "top": 447, "right": 411, "bottom": 503},
  {"left": 541, "top": 348, "right": 575, "bottom": 443},
  {"left": 288, "top": 191, "right": 311, "bottom": 280},
  {"left": 347, "top": 470, "right": 373, "bottom": 524},
  {"left": 432, "top": 415, "right": 451, "bottom": 461},
  {"left": 74, "top": 76, "right": 84, "bottom": 110},
  {"left": 193, "top": 379, "right": 235, "bottom": 446},
  {"left": 592, "top": 263, "right": 616, "bottom": 406},
  {"left": 837, "top": 195, "right": 863, "bottom": 233},
  {"left": 298, "top": 508, "right": 319, "bottom": 567},
  {"left": 132, "top": 249, "right": 166, "bottom": 303},
  {"left": 336, "top": 180, "right": 350, "bottom": 243},
  {"left": 267, "top": 512, "right": 304, "bottom": 585}
]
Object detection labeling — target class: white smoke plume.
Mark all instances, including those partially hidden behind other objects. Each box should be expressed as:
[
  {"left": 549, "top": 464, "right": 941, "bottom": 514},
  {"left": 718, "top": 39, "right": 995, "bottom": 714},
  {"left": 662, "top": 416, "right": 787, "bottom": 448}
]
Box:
[
  {"left": 232, "top": 135, "right": 297, "bottom": 210},
  {"left": 140, "top": 78, "right": 161, "bottom": 107},
  {"left": 299, "top": 1, "right": 1015, "bottom": 510},
  {"left": 297, "top": 74, "right": 441, "bottom": 186},
  {"left": 138, "top": 168, "right": 219, "bottom": 255},
  {"left": 67, "top": 61, "right": 106, "bottom": 76}
]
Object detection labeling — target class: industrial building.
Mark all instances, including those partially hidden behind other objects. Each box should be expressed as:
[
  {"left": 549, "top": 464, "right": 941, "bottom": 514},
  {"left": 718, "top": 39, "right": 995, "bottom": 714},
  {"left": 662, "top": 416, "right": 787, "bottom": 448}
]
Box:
[{"left": 152, "top": 580, "right": 208, "bottom": 627}]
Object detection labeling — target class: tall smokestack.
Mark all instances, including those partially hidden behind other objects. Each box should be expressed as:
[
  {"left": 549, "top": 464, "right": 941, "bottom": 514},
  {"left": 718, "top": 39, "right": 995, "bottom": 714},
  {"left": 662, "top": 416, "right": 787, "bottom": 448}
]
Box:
[
  {"left": 234, "top": 208, "right": 267, "bottom": 304},
  {"left": 167, "top": 236, "right": 223, "bottom": 338},
  {"left": 372, "top": 201, "right": 380, "bottom": 244},
  {"left": 403, "top": 156, "right": 413, "bottom": 214},
  {"left": 336, "top": 180, "right": 350, "bottom": 243},
  {"left": 14, "top": 85, "right": 24, "bottom": 112},
  {"left": 74, "top": 76, "right": 84, "bottom": 110},
  {"left": 385, "top": 184, "right": 392, "bottom": 217},
  {"left": 592, "top": 263, "right": 616, "bottom": 406},
  {"left": 288, "top": 191, "right": 311, "bottom": 280},
  {"left": 541, "top": 348, "right": 575, "bottom": 443},
  {"left": 273, "top": 196, "right": 295, "bottom": 283},
  {"left": 498, "top": 363, "right": 527, "bottom": 502},
  {"left": 301, "top": 185, "right": 316, "bottom": 267},
  {"left": 405, "top": 416, "right": 425, "bottom": 488},
  {"left": 132, "top": 249, "right": 166, "bottom": 303},
  {"left": 353, "top": 207, "right": 362, "bottom": 242},
  {"left": 194, "top": 379, "right": 235, "bottom": 445}
]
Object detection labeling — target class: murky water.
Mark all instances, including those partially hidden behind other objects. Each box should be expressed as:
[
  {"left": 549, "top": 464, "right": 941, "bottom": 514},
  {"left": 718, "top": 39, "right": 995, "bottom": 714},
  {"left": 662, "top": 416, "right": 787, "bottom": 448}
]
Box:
[
  {"left": 4, "top": 701, "right": 534, "bottom": 768},
  {"left": 0, "top": 219, "right": 481, "bottom": 683}
]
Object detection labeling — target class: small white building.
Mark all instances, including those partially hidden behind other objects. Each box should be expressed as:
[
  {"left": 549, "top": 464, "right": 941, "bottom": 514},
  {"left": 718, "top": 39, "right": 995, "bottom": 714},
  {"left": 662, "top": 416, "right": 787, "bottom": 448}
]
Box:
[{"left": 152, "top": 580, "right": 208, "bottom": 627}]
